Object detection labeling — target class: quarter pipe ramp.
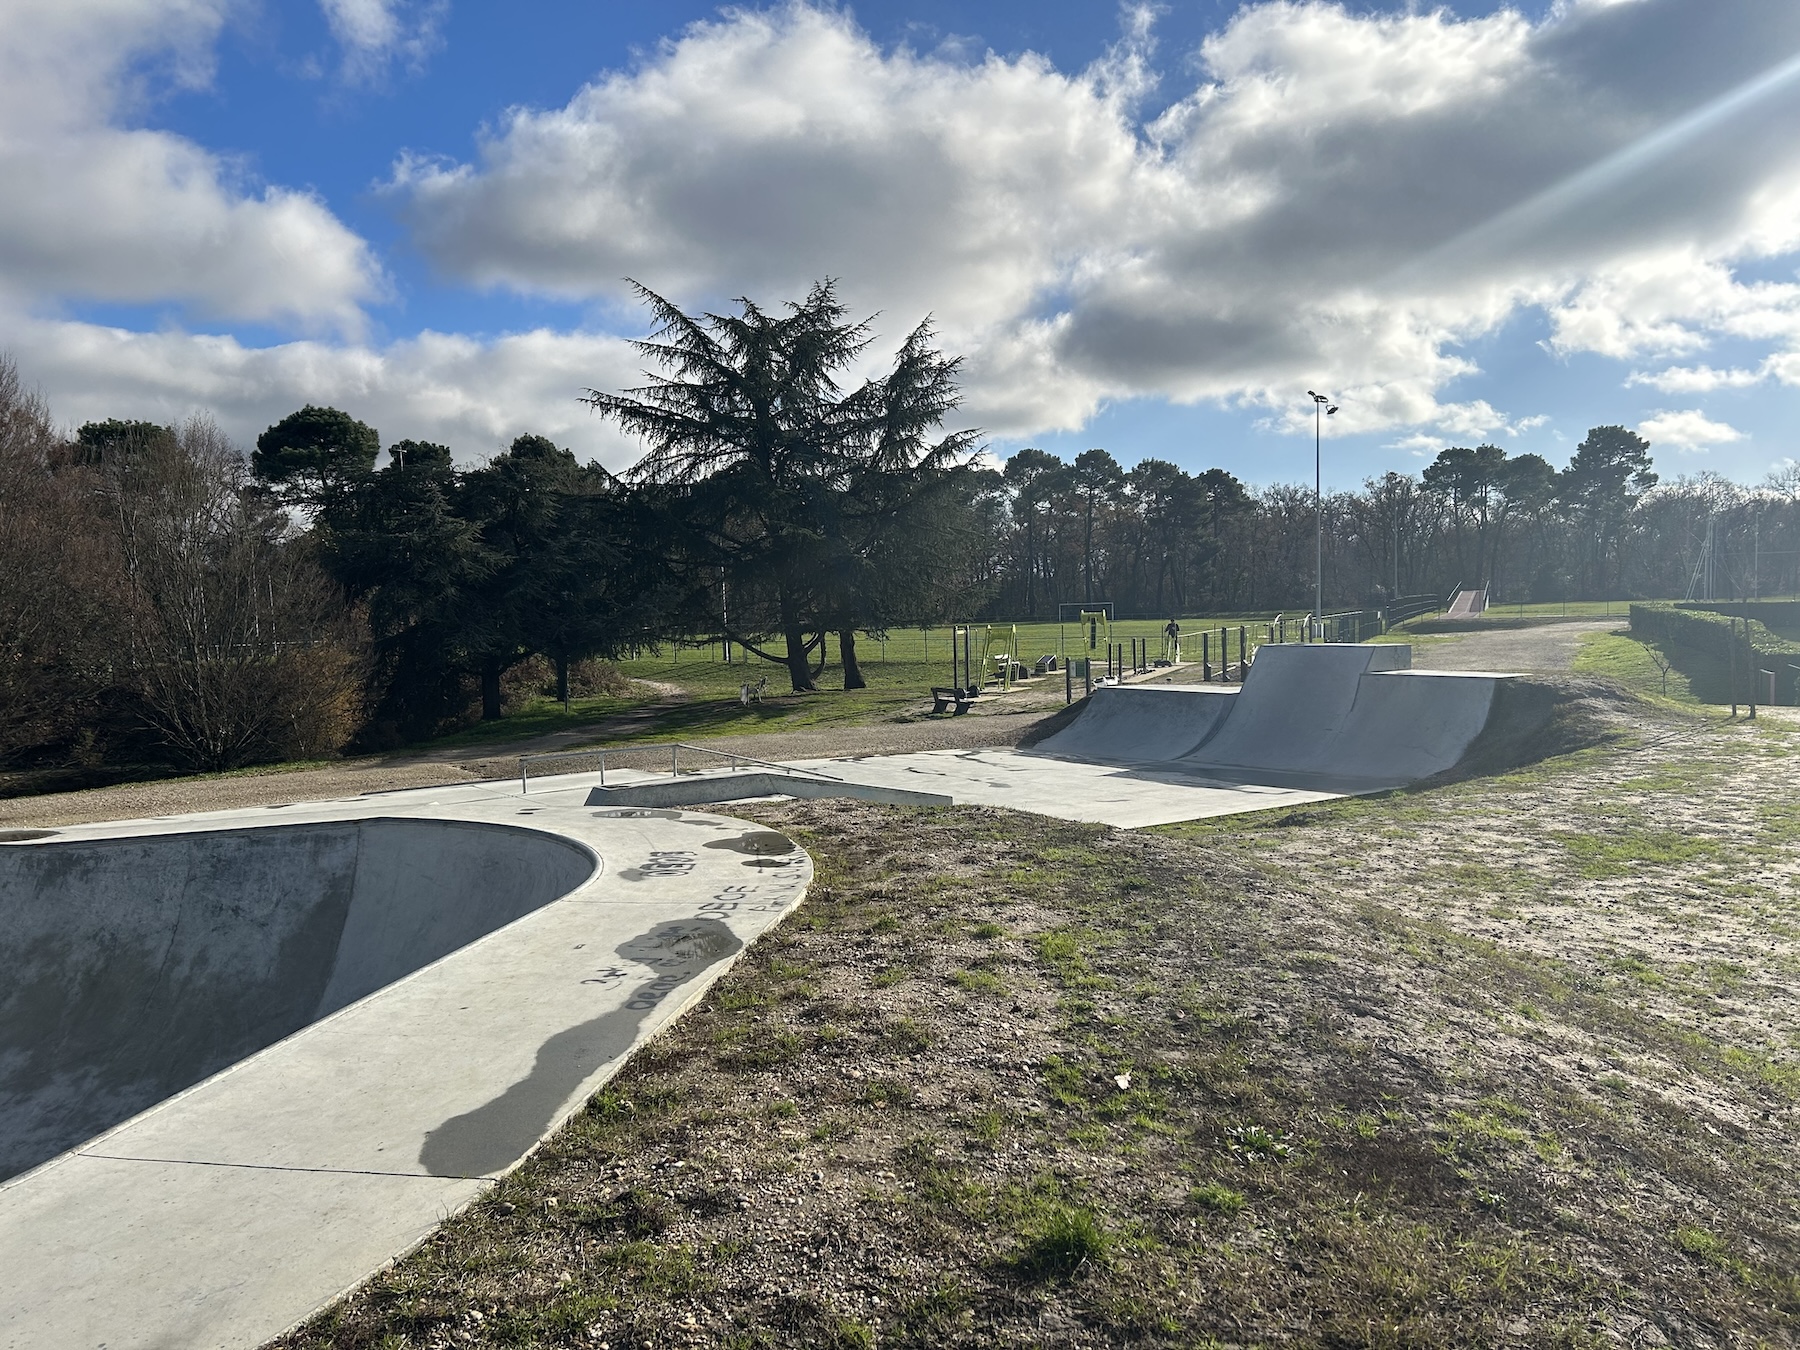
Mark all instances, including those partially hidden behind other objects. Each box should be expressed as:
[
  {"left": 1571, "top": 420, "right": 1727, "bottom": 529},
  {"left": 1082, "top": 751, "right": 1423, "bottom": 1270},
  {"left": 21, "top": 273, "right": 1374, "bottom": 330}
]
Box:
[{"left": 1034, "top": 643, "right": 1506, "bottom": 790}]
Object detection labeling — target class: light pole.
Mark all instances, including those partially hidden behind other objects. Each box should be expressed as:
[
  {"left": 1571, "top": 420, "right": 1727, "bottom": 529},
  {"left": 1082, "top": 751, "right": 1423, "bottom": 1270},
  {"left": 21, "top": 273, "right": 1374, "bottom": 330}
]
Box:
[{"left": 1308, "top": 391, "right": 1338, "bottom": 634}]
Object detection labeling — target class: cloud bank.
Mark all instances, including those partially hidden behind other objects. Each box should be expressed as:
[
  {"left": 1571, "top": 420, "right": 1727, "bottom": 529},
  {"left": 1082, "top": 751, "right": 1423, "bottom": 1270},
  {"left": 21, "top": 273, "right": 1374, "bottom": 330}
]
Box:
[
  {"left": 0, "top": 0, "right": 381, "bottom": 333},
  {"left": 5, "top": 0, "right": 1800, "bottom": 466},
  {"left": 390, "top": 0, "right": 1800, "bottom": 442}
]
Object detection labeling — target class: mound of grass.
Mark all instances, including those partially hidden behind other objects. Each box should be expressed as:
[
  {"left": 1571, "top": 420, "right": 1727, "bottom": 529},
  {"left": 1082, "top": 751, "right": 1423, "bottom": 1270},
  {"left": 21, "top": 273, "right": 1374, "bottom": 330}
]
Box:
[
  {"left": 1573, "top": 629, "right": 1709, "bottom": 705},
  {"left": 1012, "top": 1205, "right": 1109, "bottom": 1281}
]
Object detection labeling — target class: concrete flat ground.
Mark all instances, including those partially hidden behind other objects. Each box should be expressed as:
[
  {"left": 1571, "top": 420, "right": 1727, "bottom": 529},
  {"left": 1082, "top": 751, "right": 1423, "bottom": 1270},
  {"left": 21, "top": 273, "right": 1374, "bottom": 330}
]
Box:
[
  {"left": 790, "top": 748, "right": 1349, "bottom": 828},
  {"left": 0, "top": 779, "right": 808, "bottom": 1350},
  {"left": 1407, "top": 618, "right": 1617, "bottom": 673}
]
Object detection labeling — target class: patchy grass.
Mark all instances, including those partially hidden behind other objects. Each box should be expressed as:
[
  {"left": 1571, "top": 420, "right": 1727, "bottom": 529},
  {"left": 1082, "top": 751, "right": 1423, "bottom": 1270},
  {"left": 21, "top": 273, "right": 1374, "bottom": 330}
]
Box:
[{"left": 277, "top": 710, "right": 1800, "bottom": 1349}]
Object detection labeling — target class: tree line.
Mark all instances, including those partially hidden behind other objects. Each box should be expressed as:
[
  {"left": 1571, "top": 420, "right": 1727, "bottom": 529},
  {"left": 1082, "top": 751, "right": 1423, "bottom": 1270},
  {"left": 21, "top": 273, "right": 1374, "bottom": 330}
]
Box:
[
  {"left": 4, "top": 280, "right": 1795, "bottom": 780},
  {"left": 981, "top": 432, "right": 1800, "bottom": 620}
]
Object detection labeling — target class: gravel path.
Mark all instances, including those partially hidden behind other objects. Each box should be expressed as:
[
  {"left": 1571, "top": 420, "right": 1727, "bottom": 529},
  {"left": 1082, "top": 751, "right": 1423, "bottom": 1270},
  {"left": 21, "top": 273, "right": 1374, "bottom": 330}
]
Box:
[
  {"left": 1406, "top": 618, "right": 1619, "bottom": 673},
  {"left": 0, "top": 711, "right": 1055, "bottom": 829}
]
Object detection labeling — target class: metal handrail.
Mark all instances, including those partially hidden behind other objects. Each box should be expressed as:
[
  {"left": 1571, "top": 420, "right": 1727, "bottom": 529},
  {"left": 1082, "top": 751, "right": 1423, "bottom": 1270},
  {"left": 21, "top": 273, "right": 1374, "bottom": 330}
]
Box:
[{"left": 518, "top": 741, "right": 842, "bottom": 794}]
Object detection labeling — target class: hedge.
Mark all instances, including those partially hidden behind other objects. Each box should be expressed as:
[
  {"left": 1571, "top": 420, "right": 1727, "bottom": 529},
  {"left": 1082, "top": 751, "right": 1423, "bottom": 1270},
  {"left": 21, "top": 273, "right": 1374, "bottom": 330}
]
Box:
[
  {"left": 1630, "top": 602, "right": 1800, "bottom": 703},
  {"left": 1675, "top": 600, "right": 1800, "bottom": 632}
]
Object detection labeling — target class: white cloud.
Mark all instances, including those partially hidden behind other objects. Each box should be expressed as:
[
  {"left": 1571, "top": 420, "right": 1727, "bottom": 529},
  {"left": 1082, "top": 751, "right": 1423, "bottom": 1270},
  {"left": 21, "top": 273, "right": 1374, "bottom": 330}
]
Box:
[
  {"left": 386, "top": 0, "right": 1800, "bottom": 439},
  {"left": 7, "top": 315, "right": 643, "bottom": 466},
  {"left": 16, "top": 0, "right": 1800, "bottom": 460},
  {"left": 318, "top": 0, "right": 446, "bottom": 82},
  {"left": 1626, "top": 362, "right": 1767, "bottom": 392},
  {"left": 1384, "top": 407, "right": 1552, "bottom": 454},
  {"left": 0, "top": 0, "right": 381, "bottom": 332},
  {"left": 1639, "top": 408, "right": 1746, "bottom": 452}
]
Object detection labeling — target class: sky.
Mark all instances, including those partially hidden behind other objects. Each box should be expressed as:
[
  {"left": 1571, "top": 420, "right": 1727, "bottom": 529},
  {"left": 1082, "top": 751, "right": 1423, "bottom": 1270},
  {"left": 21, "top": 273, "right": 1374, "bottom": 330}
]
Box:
[{"left": 4, "top": 0, "right": 1800, "bottom": 490}]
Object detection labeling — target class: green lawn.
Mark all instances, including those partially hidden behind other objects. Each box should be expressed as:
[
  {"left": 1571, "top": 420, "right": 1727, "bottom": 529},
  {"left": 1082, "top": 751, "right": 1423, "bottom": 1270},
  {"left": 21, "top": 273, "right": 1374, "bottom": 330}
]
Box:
[
  {"left": 618, "top": 614, "right": 1294, "bottom": 690},
  {"left": 1571, "top": 629, "right": 1706, "bottom": 706}
]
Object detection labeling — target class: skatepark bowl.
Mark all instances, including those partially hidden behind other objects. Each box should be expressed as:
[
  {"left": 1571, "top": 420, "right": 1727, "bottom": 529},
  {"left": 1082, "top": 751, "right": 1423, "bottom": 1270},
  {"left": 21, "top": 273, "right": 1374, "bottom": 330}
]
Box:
[
  {"left": 0, "top": 789, "right": 813, "bottom": 1349},
  {"left": 0, "top": 643, "right": 1513, "bottom": 1348}
]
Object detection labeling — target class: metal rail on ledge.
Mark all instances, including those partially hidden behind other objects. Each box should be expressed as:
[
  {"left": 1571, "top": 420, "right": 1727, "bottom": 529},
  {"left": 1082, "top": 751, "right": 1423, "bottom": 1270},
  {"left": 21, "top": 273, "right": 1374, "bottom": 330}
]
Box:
[{"left": 517, "top": 742, "right": 842, "bottom": 794}]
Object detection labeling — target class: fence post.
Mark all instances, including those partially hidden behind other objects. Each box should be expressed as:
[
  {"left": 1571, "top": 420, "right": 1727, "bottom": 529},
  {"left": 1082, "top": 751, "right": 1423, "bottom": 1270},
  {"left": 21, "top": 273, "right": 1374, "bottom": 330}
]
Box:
[
  {"left": 1730, "top": 618, "right": 1739, "bottom": 717},
  {"left": 1202, "top": 631, "right": 1211, "bottom": 681},
  {"left": 1066, "top": 659, "right": 1073, "bottom": 704},
  {"left": 1749, "top": 624, "right": 1758, "bottom": 720}
]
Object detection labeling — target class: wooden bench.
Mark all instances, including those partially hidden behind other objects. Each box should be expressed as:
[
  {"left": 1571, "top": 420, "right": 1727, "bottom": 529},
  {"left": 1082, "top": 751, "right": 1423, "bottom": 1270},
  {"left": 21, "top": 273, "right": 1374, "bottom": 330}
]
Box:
[{"left": 930, "top": 686, "right": 974, "bottom": 715}]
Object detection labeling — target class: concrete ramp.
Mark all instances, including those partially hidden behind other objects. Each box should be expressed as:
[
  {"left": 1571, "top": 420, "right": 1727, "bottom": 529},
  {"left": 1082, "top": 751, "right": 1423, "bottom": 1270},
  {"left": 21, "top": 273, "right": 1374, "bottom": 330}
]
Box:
[
  {"left": 1446, "top": 587, "right": 1486, "bottom": 618},
  {"left": 1173, "top": 643, "right": 1498, "bottom": 787},
  {"left": 1175, "top": 644, "right": 1411, "bottom": 781},
  {"left": 1033, "top": 684, "right": 1236, "bottom": 764},
  {"left": 0, "top": 818, "right": 594, "bottom": 1183},
  {"left": 1019, "top": 643, "right": 1506, "bottom": 794}
]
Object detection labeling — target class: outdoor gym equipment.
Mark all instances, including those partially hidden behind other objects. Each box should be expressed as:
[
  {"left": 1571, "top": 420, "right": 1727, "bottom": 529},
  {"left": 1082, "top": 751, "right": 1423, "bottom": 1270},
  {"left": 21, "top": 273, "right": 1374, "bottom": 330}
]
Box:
[{"left": 1057, "top": 601, "right": 1114, "bottom": 662}]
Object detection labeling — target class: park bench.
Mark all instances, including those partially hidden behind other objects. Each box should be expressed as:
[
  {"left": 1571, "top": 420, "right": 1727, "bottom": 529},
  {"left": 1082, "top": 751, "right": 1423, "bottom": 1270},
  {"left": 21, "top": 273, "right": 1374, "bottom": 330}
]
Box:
[{"left": 930, "top": 685, "right": 975, "bottom": 715}]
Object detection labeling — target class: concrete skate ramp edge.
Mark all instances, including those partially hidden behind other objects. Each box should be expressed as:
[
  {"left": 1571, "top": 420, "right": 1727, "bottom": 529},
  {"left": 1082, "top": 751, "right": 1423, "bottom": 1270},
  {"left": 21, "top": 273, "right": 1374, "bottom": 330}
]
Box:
[
  {"left": 1029, "top": 643, "right": 1505, "bottom": 790},
  {"left": 0, "top": 818, "right": 594, "bottom": 1183},
  {"left": 1032, "top": 684, "right": 1236, "bottom": 765}
]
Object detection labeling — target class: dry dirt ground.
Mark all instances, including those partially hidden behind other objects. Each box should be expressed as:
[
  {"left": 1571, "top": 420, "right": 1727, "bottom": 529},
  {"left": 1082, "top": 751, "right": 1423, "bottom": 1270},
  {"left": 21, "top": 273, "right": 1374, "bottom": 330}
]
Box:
[
  {"left": 270, "top": 685, "right": 1800, "bottom": 1350},
  {"left": 1408, "top": 621, "right": 1620, "bottom": 675}
]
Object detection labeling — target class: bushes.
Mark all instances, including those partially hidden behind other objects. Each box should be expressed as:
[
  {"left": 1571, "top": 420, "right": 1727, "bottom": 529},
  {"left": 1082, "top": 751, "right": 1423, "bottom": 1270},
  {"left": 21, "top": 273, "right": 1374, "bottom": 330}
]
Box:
[
  {"left": 498, "top": 656, "right": 633, "bottom": 715},
  {"left": 1629, "top": 603, "right": 1800, "bottom": 703}
]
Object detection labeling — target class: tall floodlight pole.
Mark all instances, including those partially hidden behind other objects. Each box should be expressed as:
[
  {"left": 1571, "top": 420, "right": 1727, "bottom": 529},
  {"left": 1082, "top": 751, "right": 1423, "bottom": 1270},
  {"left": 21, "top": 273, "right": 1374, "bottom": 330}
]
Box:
[{"left": 1308, "top": 392, "right": 1339, "bottom": 633}]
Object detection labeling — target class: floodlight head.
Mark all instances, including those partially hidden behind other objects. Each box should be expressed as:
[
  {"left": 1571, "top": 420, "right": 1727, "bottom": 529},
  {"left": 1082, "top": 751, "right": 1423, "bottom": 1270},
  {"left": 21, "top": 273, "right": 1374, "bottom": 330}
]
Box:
[{"left": 1327, "top": 405, "right": 1339, "bottom": 415}]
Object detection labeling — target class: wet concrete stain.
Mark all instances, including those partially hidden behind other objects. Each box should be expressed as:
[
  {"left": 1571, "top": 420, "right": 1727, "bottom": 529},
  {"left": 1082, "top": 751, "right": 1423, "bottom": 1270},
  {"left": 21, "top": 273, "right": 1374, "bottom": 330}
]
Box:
[
  {"left": 702, "top": 831, "right": 796, "bottom": 856},
  {"left": 416, "top": 917, "right": 743, "bottom": 1179}
]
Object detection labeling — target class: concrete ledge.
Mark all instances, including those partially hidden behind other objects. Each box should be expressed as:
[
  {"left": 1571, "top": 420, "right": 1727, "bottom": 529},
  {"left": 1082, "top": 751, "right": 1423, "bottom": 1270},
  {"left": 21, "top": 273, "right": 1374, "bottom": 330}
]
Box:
[{"left": 585, "top": 772, "right": 951, "bottom": 808}]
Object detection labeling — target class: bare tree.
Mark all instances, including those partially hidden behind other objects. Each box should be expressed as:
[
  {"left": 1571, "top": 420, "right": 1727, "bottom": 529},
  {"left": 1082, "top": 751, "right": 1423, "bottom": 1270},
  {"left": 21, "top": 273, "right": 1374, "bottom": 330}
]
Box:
[
  {"left": 100, "top": 415, "right": 365, "bottom": 770},
  {"left": 0, "top": 356, "right": 129, "bottom": 763}
]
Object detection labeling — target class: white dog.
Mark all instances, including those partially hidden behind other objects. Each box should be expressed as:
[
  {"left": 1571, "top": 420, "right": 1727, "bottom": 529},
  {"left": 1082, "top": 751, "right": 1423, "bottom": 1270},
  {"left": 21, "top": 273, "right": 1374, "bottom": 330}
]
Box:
[{"left": 739, "top": 676, "right": 769, "bottom": 706}]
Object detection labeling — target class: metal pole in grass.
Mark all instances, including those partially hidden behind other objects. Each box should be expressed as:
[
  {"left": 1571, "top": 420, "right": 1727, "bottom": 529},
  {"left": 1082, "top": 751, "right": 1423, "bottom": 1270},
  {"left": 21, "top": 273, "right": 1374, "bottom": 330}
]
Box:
[
  {"left": 1731, "top": 618, "right": 1740, "bottom": 718},
  {"left": 1749, "top": 618, "right": 1758, "bottom": 720},
  {"left": 1308, "top": 391, "right": 1338, "bottom": 623}
]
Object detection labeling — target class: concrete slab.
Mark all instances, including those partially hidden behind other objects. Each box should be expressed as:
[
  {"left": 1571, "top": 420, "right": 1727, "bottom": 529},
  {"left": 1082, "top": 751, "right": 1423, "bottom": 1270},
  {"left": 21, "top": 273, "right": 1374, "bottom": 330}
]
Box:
[
  {"left": 0, "top": 784, "right": 810, "bottom": 1349},
  {"left": 786, "top": 748, "right": 1344, "bottom": 828}
]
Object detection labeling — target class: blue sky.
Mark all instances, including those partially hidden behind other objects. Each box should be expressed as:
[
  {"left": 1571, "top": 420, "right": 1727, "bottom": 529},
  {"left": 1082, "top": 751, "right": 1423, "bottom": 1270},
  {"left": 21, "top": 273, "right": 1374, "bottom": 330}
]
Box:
[{"left": 4, "top": 0, "right": 1798, "bottom": 490}]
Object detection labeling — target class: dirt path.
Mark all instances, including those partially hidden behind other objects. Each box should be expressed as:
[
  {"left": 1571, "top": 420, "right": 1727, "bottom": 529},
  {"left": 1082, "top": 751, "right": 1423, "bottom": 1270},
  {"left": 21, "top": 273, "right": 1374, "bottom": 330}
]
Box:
[
  {"left": 0, "top": 711, "right": 1058, "bottom": 829},
  {"left": 407, "top": 680, "right": 694, "bottom": 762},
  {"left": 1407, "top": 618, "right": 1618, "bottom": 673}
]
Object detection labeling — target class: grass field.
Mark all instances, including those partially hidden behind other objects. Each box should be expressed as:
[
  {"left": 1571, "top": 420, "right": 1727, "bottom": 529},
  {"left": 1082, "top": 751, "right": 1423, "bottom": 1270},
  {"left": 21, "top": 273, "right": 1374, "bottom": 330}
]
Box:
[
  {"left": 615, "top": 614, "right": 1289, "bottom": 688},
  {"left": 414, "top": 617, "right": 1290, "bottom": 755}
]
